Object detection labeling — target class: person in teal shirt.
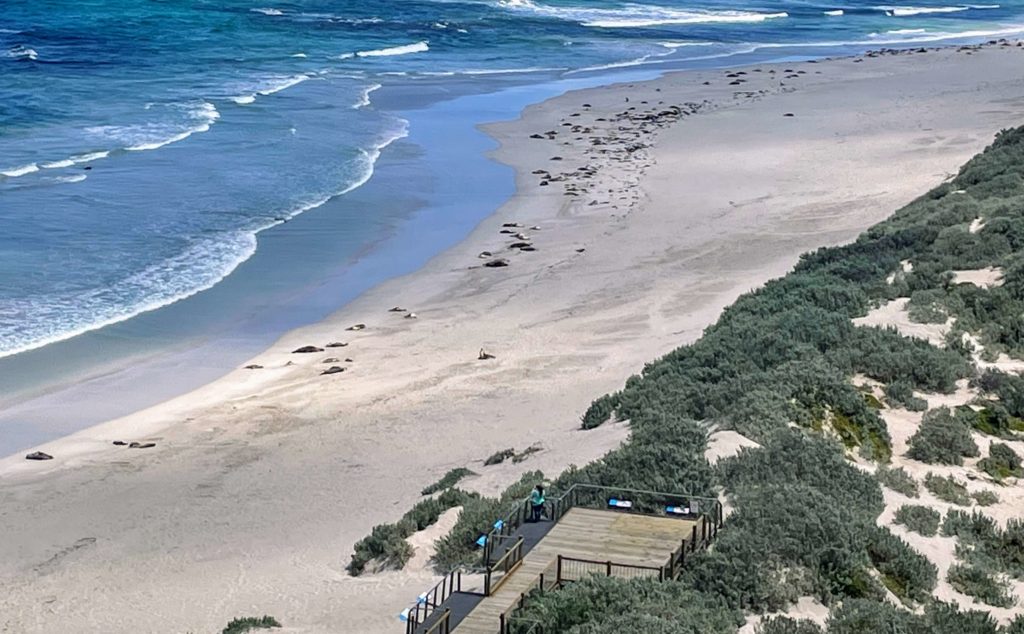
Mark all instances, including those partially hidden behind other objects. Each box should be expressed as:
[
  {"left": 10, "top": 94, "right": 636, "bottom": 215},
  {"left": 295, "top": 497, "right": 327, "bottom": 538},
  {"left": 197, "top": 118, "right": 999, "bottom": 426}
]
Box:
[{"left": 530, "top": 484, "right": 546, "bottom": 522}]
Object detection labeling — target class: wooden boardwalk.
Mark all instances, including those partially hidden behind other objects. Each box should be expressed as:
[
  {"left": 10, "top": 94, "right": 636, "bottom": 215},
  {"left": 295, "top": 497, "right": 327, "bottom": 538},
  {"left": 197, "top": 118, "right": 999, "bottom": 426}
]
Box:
[{"left": 453, "top": 508, "right": 697, "bottom": 634}]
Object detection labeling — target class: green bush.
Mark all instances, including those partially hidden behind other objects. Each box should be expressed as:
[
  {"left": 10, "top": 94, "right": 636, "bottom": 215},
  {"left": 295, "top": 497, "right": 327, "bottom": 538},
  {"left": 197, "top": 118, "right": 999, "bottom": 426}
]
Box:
[
  {"left": 907, "top": 408, "right": 979, "bottom": 465},
  {"left": 907, "top": 289, "right": 949, "bottom": 324},
  {"left": 884, "top": 379, "right": 928, "bottom": 411},
  {"left": 894, "top": 505, "right": 941, "bottom": 536},
  {"left": 925, "top": 473, "right": 972, "bottom": 505},
  {"left": 581, "top": 394, "right": 618, "bottom": 429},
  {"left": 876, "top": 466, "right": 919, "bottom": 498},
  {"left": 484, "top": 448, "right": 515, "bottom": 466},
  {"left": 978, "top": 442, "right": 1023, "bottom": 480},
  {"left": 222, "top": 616, "right": 281, "bottom": 634},
  {"left": 865, "top": 526, "right": 937, "bottom": 605},
  {"left": 421, "top": 467, "right": 476, "bottom": 495},
  {"left": 948, "top": 564, "right": 1015, "bottom": 608},
  {"left": 972, "top": 490, "right": 1000, "bottom": 506}
]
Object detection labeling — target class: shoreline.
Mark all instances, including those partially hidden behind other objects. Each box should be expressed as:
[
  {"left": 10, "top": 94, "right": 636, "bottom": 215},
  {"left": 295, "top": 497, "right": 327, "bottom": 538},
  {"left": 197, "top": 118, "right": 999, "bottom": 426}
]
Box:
[{"left": 1, "top": 41, "right": 1023, "bottom": 633}]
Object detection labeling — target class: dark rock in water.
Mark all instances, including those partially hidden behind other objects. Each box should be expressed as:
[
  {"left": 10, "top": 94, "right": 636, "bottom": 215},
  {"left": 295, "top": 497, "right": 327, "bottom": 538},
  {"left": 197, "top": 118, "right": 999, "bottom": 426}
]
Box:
[
  {"left": 502, "top": 222, "right": 521, "bottom": 227},
  {"left": 84, "top": 166, "right": 93, "bottom": 171},
  {"left": 345, "top": 358, "right": 354, "bottom": 362},
  {"left": 321, "top": 366, "right": 345, "bottom": 375},
  {"left": 346, "top": 323, "right": 366, "bottom": 331},
  {"left": 783, "top": 113, "right": 795, "bottom": 117},
  {"left": 539, "top": 181, "right": 549, "bottom": 186},
  {"left": 129, "top": 442, "right": 156, "bottom": 449},
  {"left": 478, "top": 348, "right": 496, "bottom": 360},
  {"left": 323, "top": 357, "right": 340, "bottom": 363},
  {"left": 26, "top": 451, "right": 53, "bottom": 461},
  {"left": 293, "top": 345, "right": 324, "bottom": 354},
  {"left": 244, "top": 364, "right": 263, "bottom": 369},
  {"left": 478, "top": 251, "right": 493, "bottom": 259},
  {"left": 529, "top": 134, "right": 544, "bottom": 139},
  {"left": 326, "top": 342, "right": 348, "bottom": 348},
  {"left": 550, "top": 156, "right": 563, "bottom": 161},
  {"left": 576, "top": 248, "right": 586, "bottom": 253},
  {"left": 113, "top": 441, "right": 128, "bottom": 446},
  {"left": 389, "top": 306, "right": 407, "bottom": 312},
  {"left": 484, "top": 258, "right": 510, "bottom": 268},
  {"left": 519, "top": 246, "right": 537, "bottom": 252},
  {"left": 509, "top": 242, "right": 532, "bottom": 249}
]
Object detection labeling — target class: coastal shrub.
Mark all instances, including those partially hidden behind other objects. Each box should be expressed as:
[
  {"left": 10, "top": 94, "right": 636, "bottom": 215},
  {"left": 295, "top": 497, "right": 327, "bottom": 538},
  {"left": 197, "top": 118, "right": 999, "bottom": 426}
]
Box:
[
  {"left": 581, "top": 394, "right": 618, "bottom": 429},
  {"left": 757, "top": 617, "right": 823, "bottom": 634},
  {"left": 925, "top": 473, "right": 972, "bottom": 505},
  {"left": 906, "top": 408, "right": 979, "bottom": 465},
  {"left": 222, "top": 616, "right": 281, "bottom": 634},
  {"left": 421, "top": 467, "right": 476, "bottom": 495},
  {"left": 894, "top": 505, "right": 941, "bottom": 536},
  {"left": 978, "top": 442, "right": 1023, "bottom": 481},
  {"left": 348, "top": 488, "right": 473, "bottom": 575},
  {"left": 484, "top": 448, "right": 515, "bottom": 466},
  {"left": 876, "top": 466, "right": 919, "bottom": 498},
  {"left": 948, "top": 564, "right": 1015, "bottom": 608},
  {"left": 513, "top": 445, "right": 543, "bottom": 463},
  {"left": 865, "top": 526, "right": 937, "bottom": 605},
  {"left": 884, "top": 379, "right": 929, "bottom": 411},
  {"left": 907, "top": 289, "right": 949, "bottom": 324},
  {"left": 1008, "top": 616, "right": 1024, "bottom": 634},
  {"left": 972, "top": 490, "right": 1000, "bottom": 506},
  {"left": 509, "top": 575, "right": 743, "bottom": 634},
  {"left": 950, "top": 565, "right": 1015, "bottom": 610}
]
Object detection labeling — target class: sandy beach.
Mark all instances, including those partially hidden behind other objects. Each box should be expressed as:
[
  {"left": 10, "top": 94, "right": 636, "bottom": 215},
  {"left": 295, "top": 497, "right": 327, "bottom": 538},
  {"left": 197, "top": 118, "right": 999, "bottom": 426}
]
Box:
[{"left": 2, "top": 42, "right": 1024, "bottom": 634}]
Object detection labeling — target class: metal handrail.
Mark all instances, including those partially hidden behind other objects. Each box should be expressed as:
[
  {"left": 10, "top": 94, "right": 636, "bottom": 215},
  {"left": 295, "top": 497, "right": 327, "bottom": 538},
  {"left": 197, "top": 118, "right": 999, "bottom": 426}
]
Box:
[{"left": 403, "top": 569, "right": 462, "bottom": 634}]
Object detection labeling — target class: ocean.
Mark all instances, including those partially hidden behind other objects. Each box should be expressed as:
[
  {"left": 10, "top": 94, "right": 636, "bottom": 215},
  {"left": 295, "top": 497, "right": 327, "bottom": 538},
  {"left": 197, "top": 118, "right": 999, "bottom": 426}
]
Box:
[{"left": 1, "top": 0, "right": 1023, "bottom": 448}]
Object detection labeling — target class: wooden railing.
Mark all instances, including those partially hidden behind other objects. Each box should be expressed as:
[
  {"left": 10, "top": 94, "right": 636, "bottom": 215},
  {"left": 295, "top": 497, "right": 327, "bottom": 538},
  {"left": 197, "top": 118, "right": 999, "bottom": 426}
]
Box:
[
  {"left": 556, "top": 555, "right": 665, "bottom": 583},
  {"left": 485, "top": 536, "right": 524, "bottom": 596},
  {"left": 403, "top": 569, "right": 462, "bottom": 634},
  {"left": 499, "top": 559, "right": 558, "bottom": 634}
]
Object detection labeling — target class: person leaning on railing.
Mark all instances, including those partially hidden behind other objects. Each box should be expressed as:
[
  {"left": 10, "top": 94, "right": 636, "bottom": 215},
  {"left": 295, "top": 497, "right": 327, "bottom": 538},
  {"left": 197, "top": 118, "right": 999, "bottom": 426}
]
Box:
[{"left": 529, "top": 484, "right": 546, "bottom": 522}]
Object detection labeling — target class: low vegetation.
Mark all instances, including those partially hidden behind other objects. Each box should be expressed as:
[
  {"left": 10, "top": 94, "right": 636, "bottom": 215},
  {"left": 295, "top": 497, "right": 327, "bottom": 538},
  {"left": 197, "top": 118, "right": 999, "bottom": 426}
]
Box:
[
  {"left": 222, "top": 616, "right": 281, "bottom": 634},
  {"left": 906, "top": 408, "right": 980, "bottom": 465},
  {"left": 978, "top": 442, "right": 1023, "bottom": 481},
  {"left": 894, "top": 505, "right": 941, "bottom": 537},
  {"left": 948, "top": 564, "right": 1016, "bottom": 608},
  {"left": 924, "top": 473, "right": 972, "bottom": 506},
  {"left": 421, "top": 467, "right": 476, "bottom": 496},
  {"left": 876, "top": 466, "right": 919, "bottom": 498}
]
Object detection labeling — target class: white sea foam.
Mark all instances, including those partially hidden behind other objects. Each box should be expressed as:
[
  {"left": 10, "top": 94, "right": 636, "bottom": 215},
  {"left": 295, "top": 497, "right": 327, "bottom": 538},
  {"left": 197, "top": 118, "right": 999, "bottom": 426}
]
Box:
[
  {"left": 0, "top": 119, "right": 412, "bottom": 360},
  {"left": 87, "top": 102, "right": 220, "bottom": 153},
  {"left": 495, "top": 0, "right": 787, "bottom": 28},
  {"left": 355, "top": 41, "right": 430, "bottom": 57},
  {"left": 291, "top": 52, "right": 307, "bottom": 58},
  {"left": 660, "top": 41, "right": 716, "bottom": 48},
  {"left": 41, "top": 159, "right": 76, "bottom": 169},
  {"left": 251, "top": 7, "right": 283, "bottom": 16},
  {"left": 355, "top": 83, "right": 382, "bottom": 108},
  {"left": 53, "top": 174, "right": 87, "bottom": 184},
  {"left": 876, "top": 4, "right": 998, "bottom": 15},
  {"left": 70, "top": 151, "right": 110, "bottom": 164},
  {"left": 0, "top": 163, "right": 39, "bottom": 178},
  {"left": 257, "top": 74, "right": 309, "bottom": 95},
  {"left": 231, "top": 94, "right": 257, "bottom": 105},
  {"left": 419, "top": 66, "right": 565, "bottom": 77},
  {"left": 6, "top": 45, "right": 38, "bottom": 60},
  {"left": 748, "top": 23, "right": 1024, "bottom": 48},
  {"left": 824, "top": 9, "right": 845, "bottom": 15}
]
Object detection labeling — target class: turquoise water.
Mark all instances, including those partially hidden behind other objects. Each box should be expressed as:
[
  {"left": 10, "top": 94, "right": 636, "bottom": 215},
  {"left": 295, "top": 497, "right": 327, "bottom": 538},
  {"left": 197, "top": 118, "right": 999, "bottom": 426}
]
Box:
[{"left": 2, "top": 0, "right": 1023, "bottom": 360}]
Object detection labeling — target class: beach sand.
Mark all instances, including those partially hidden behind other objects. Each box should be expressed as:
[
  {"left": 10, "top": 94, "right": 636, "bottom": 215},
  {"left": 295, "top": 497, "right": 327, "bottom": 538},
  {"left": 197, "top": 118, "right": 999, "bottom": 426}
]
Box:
[{"left": 2, "top": 43, "right": 1023, "bottom": 634}]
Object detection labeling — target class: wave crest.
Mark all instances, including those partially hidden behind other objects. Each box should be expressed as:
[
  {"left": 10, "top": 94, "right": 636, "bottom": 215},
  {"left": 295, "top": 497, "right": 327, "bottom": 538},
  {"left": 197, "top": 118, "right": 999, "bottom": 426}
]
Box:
[{"left": 495, "top": 0, "right": 787, "bottom": 28}]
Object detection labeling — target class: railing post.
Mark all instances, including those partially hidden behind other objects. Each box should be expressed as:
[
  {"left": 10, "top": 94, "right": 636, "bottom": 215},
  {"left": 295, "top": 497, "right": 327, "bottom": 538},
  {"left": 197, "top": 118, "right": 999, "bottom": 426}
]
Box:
[
  {"left": 690, "top": 526, "right": 697, "bottom": 552},
  {"left": 702, "top": 517, "right": 707, "bottom": 543},
  {"left": 557, "top": 555, "right": 563, "bottom": 585},
  {"left": 606, "top": 561, "right": 612, "bottom": 576}
]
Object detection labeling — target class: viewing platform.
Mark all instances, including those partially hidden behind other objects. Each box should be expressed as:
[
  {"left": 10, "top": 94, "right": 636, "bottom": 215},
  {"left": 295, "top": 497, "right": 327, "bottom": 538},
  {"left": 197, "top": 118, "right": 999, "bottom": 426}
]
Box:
[{"left": 402, "top": 484, "right": 723, "bottom": 634}]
